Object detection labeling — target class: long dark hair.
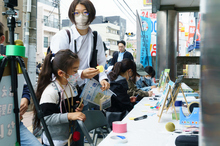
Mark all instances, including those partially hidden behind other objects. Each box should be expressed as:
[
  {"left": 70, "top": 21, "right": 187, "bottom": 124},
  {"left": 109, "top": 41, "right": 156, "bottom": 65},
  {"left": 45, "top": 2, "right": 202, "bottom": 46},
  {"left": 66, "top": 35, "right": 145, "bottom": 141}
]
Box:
[
  {"left": 108, "top": 58, "right": 136, "bottom": 83},
  {"left": 33, "top": 49, "right": 79, "bottom": 129}
]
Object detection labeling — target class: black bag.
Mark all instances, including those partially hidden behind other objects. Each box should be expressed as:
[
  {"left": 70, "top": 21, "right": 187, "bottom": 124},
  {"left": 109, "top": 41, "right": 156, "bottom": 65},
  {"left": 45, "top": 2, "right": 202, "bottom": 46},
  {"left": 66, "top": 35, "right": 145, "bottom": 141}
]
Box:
[
  {"left": 175, "top": 135, "right": 198, "bottom": 146},
  {"left": 105, "top": 111, "right": 128, "bottom": 129}
]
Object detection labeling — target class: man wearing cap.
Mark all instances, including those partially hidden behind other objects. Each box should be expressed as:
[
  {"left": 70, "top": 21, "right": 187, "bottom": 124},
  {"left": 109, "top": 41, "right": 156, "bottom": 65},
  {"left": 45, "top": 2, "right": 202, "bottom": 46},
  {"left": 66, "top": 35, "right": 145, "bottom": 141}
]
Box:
[
  {"left": 127, "top": 62, "right": 153, "bottom": 101},
  {"left": 136, "top": 63, "right": 157, "bottom": 91},
  {"left": 110, "top": 40, "right": 133, "bottom": 66}
]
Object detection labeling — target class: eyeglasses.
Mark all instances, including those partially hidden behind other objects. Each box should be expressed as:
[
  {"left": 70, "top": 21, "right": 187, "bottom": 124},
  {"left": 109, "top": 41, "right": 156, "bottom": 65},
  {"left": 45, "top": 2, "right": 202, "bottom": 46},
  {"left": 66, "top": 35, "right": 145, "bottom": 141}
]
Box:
[{"left": 72, "top": 11, "right": 89, "bottom": 16}]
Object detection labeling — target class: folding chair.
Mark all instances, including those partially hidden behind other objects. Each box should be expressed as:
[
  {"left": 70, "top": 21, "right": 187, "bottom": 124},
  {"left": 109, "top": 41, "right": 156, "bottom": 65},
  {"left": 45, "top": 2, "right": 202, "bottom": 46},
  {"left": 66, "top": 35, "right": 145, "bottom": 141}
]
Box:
[{"left": 77, "top": 110, "right": 111, "bottom": 146}]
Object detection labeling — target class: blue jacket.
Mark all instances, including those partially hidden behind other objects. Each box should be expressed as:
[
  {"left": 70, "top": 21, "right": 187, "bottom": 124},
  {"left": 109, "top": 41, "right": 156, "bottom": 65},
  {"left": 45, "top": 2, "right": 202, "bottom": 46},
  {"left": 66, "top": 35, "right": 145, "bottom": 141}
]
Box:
[
  {"left": 136, "top": 77, "right": 157, "bottom": 91},
  {"left": 22, "top": 84, "right": 31, "bottom": 104}
]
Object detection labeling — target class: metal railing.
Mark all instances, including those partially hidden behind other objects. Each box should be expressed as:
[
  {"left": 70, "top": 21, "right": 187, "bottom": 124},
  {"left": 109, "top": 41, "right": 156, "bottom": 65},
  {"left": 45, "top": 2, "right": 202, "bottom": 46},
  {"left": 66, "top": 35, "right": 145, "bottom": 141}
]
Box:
[{"left": 44, "top": 20, "right": 59, "bottom": 29}]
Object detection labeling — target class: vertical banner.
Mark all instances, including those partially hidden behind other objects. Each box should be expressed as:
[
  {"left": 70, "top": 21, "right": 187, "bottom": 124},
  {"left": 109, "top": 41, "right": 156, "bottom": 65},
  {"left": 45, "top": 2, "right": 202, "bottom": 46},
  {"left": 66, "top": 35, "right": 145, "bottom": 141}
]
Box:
[
  {"left": 0, "top": 75, "right": 24, "bottom": 145},
  {"left": 141, "top": 9, "right": 157, "bottom": 57},
  {"left": 140, "top": 16, "right": 152, "bottom": 67}
]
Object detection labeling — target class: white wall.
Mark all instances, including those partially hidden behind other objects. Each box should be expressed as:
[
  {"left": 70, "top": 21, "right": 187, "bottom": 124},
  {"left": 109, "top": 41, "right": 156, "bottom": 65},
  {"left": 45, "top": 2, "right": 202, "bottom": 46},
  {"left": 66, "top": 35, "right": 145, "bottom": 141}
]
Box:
[{"left": 36, "top": 2, "right": 59, "bottom": 62}]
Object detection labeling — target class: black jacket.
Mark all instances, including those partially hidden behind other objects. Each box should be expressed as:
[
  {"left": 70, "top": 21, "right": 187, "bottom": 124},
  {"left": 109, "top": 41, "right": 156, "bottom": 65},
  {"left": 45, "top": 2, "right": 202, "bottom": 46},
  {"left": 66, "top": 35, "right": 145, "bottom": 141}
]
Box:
[
  {"left": 108, "top": 76, "right": 133, "bottom": 112},
  {"left": 110, "top": 50, "right": 134, "bottom": 66}
]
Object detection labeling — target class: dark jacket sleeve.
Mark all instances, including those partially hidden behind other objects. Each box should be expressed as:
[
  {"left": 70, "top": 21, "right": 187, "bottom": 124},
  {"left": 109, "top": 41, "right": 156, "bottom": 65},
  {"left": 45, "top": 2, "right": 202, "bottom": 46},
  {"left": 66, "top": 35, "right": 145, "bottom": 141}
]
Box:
[
  {"left": 22, "top": 84, "right": 30, "bottom": 104},
  {"left": 110, "top": 52, "right": 118, "bottom": 66},
  {"left": 109, "top": 82, "right": 133, "bottom": 112},
  {"left": 123, "top": 51, "right": 134, "bottom": 61},
  {"left": 128, "top": 52, "right": 134, "bottom": 61}
]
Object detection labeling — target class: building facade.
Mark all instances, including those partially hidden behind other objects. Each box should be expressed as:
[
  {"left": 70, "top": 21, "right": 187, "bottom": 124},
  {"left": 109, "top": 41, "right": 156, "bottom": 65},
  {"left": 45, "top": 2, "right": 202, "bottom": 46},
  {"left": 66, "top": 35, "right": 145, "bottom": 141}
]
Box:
[
  {"left": 90, "top": 22, "right": 120, "bottom": 55},
  {"left": 0, "top": 1, "right": 23, "bottom": 46},
  {"left": 36, "top": 0, "right": 59, "bottom": 62}
]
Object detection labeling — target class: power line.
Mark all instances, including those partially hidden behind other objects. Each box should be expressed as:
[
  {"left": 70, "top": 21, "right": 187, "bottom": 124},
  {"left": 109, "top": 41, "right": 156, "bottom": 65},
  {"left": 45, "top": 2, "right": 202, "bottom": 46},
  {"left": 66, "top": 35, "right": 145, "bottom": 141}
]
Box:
[
  {"left": 48, "top": 6, "right": 56, "bottom": 18},
  {"left": 116, "top": 0, "right": 136, "bottom": 21},
  {"left": 122, "top": 0, "right": 136, "bottom": 17},
  {"left": 47, "top": 0, "right": 59, "bottom": 18},
  {"left": 60, "top": 0, "right": 69, "bottom": 10},
  {"left": 113, "top": 0, "right": 135, "bottom": 25}
]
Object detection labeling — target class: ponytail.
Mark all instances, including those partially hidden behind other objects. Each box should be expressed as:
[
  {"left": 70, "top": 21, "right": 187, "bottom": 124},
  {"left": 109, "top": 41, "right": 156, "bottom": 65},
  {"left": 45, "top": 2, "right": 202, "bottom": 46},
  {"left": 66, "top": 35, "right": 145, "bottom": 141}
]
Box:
[
  {"left": 108, "top": 62, "right": 122, "bottom": 81},
  {"left": 33, "top": 53, "right": 53, "bottom": 129},
  {"left": 108, "top": 58, "right": 136, "bottom": 82}
]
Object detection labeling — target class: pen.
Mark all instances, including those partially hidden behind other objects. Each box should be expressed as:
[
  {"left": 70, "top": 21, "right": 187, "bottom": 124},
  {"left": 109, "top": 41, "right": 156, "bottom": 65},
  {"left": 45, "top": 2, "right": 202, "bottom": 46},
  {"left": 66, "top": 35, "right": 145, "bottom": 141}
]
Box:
[{"left": 135, "top": 94, "right": 139, "bottom": 98}]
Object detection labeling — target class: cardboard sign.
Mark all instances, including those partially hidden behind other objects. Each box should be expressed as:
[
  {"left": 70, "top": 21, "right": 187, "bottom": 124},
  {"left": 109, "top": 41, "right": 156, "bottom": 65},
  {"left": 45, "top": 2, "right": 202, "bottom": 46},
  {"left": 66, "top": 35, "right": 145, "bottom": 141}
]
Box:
[{"left": 0, "top": 75, "right": 24, "bottom": 145}]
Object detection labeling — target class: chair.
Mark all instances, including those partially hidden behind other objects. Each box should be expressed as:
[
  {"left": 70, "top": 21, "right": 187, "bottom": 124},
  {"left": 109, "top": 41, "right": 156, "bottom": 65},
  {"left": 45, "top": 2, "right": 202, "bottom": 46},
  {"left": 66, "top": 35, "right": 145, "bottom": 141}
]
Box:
[{"left": 77, "top": 110, "right": 111, "bottom": 146}]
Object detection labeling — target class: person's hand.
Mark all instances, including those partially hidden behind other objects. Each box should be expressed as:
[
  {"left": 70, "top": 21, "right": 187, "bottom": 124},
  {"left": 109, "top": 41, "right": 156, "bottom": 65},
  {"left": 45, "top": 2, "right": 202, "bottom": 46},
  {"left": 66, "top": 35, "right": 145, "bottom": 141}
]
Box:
[
  {"left": 148, "top": 91, "right": 153, "bottom": 97},
  {"left": 75, "top": 101, "right": 84, "bottom": 112},
  {"left": 100, "top": 79, "right": 110, "bottom": 91},
  {"left": 130, "top": 96, "right": 137, "bottom": 103},
  {"left": 151, "top": 85, "right": 156, "bottom": 89},
  {"left": 68, "top": 112, "right": 86, "bottom": 122},
  {"left": 20, "top": 98, "right": 29, "bottom": 116},
  {"left": 81, "top": 68, "right": 100, "bottom": 79}
]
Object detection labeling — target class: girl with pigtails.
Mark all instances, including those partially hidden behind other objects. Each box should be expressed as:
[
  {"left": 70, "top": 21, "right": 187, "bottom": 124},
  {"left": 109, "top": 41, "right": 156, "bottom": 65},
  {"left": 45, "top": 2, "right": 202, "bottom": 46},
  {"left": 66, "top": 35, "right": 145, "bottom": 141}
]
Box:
[{"left": 33, "top": 49, "right": 86, "bottom": 146}]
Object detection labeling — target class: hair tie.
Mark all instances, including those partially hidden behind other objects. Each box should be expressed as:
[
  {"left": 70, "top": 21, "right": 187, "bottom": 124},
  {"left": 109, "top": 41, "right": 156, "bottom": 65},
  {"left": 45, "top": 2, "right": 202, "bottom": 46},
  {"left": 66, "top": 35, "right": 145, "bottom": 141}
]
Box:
[{"left": 50, "top": 53, "right": 55, "bottom": 62}]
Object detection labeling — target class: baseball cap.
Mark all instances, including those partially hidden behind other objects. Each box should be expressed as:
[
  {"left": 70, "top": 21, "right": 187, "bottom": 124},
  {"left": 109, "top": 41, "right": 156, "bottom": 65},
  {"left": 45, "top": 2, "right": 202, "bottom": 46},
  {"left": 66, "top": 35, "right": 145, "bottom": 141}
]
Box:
[{"left": 136, "top": 62, "right": 148, "bottom": 76}]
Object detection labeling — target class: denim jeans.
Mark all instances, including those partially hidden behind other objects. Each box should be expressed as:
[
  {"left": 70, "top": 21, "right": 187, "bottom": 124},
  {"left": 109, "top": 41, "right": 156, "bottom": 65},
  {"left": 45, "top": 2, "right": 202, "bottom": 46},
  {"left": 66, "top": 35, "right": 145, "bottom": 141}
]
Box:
[{"left": 20, "top": 122, "right": 42, "bottom": 146}]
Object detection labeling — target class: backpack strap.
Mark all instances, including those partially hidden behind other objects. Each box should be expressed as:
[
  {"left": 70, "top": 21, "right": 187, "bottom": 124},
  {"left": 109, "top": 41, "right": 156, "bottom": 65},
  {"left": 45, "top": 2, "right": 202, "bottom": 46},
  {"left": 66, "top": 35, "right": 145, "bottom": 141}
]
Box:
[
  {"left": 90, "top": 31, "right": 98, "bottom": 68},
  {"left": 90, "top": 31, "right": 99, "bottom": 81},
  {"left": 65, "top": 29, "right": 71, "bottom": 44}
]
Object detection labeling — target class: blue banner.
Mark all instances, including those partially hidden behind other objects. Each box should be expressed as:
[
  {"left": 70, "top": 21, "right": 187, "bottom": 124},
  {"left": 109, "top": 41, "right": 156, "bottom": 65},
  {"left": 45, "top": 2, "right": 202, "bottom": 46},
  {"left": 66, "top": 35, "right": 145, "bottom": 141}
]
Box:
[{"left": 140, "top": 16, "right": 152, "bottom": 67}]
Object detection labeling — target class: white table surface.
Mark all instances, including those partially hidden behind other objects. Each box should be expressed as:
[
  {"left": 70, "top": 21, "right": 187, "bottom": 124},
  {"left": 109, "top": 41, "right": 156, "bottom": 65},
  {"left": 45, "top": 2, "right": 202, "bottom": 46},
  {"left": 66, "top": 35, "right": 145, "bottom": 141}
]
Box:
[{"left": 98, "top": 96, "right": 198, "bottom": 146}]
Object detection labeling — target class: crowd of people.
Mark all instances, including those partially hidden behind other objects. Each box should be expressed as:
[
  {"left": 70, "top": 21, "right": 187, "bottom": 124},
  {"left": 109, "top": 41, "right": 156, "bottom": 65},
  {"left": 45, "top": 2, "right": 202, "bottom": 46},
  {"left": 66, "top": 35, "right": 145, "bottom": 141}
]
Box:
[{"left": 0, "top": 0, "right": 157, "bottom": 145}]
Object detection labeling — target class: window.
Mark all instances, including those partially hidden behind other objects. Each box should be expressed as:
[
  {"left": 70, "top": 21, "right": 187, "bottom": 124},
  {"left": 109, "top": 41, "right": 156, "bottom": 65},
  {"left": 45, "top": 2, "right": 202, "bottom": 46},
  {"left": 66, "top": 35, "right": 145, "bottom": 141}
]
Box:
[
  {"left": 44, "top": 16, "right": 48, "bottom": 26},
  {"left": 44, "top": 37, "right": 48, "bottom": 48},
  {"left": 106, "top": 28, "right": 110, "bottom": 33},
  {"left": 53, "top": 18, "right": 58, "bottom": 29},
  {"left": 14, "top": 33, "right": 19, "bottom": 40}
]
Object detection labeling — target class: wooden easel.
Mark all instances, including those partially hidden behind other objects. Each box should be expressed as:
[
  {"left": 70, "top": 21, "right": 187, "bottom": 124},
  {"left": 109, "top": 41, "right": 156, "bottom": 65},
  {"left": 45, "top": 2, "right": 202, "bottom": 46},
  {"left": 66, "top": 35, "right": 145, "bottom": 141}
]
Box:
[
  {"left": 158, "top": 73, "right": 170, "bottom": 92},
  {"left": 162, "top": 74, "right": 171, "bottom": 91},
  {"left": 158, "top": 83, "right": 188, "bottom": 122}
]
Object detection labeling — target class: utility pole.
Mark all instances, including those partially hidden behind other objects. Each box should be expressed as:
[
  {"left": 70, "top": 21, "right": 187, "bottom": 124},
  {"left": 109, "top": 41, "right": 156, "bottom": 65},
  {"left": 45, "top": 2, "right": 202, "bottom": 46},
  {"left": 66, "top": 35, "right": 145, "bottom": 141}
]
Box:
[
  {"left": 58, "top": 0, "right": 61, "bottom": 30},
  {"left": 23, "top": 0, "right": 37, "bottom": 87}
]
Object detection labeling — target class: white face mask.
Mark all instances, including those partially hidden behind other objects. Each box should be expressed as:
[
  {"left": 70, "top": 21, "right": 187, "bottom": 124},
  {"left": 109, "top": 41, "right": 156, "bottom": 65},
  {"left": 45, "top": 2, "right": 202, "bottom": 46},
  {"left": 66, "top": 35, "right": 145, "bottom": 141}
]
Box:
[
  {"left": 75, "top": 14, "right": 89, "bottom": 30},
  {"left": 145, "top": 77, "right": 151, "bottom": 80},
  {"left": 63, "top": 71, "right": 79, "bottom": 87}
]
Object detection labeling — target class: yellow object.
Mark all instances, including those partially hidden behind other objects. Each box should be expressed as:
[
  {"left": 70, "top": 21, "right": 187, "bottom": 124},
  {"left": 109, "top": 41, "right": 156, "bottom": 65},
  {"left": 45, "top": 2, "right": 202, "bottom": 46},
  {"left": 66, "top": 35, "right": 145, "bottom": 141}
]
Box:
[
  {"left": 129, "top": 117, "right": 135, "bottom": 120},
  {"left": 185, "top": 32, "right": 189, "bottom": 36},
  {"left": 14, "top": 39, "right": 24, "bottom": 46},
  {"left": 145, "top": 104, "right": 150, "bottom": 106},
  {"left": 96, "top": 65, "right": 104, "bottom": 73},
  {"left": 17, "top": 63, "right": 22, "bottom": 74},
  {"left": 165, "top": 122, "right": 175, "bottom": 132},
  {"left": 181, "top": 27, "right": 185, "bottom": 32},
  {"left": 14, "top": 39, "right": 24, "bottom": 73}
]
